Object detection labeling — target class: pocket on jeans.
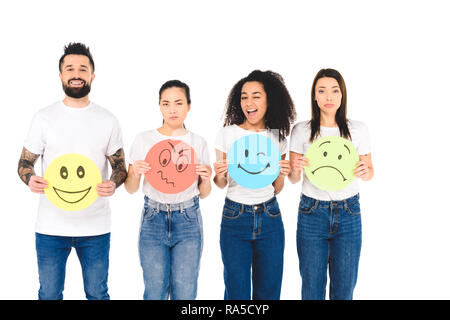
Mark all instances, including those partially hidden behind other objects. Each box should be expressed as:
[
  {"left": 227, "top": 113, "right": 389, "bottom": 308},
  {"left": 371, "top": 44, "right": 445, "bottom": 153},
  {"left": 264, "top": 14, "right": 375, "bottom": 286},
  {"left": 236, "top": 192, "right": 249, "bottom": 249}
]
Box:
[
  {"left": 183, "top": 205, "right": 199, "bottom": 222},
  {"left": 346, "top": 200, "right": 361, "bottom": 216},
  {"left": 142, "top": 207, "right": 158, "bottom": 221},
  {"left": 298, "top": 201, "right": 314, "bottom": 215},
  {"left": 265, "top": 201, "right": 281, "bottom": 218},
  {"left": 222, "top": 205, "right": 241, "bottom": 220}
]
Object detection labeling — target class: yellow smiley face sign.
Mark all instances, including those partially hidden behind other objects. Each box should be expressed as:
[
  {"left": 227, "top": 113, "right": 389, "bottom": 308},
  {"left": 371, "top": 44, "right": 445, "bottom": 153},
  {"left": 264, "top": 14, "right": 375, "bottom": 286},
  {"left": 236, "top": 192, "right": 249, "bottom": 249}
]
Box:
[{"left": 44, "top": 154, "right": 102, "bottom": 211}]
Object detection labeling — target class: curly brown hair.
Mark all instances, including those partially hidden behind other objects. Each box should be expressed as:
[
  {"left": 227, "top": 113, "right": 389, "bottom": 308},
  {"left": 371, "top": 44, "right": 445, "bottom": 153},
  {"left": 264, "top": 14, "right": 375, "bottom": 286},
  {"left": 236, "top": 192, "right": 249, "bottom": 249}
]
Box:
[{"left": 223, "top": 70, "right": 296, "bottom": 140}]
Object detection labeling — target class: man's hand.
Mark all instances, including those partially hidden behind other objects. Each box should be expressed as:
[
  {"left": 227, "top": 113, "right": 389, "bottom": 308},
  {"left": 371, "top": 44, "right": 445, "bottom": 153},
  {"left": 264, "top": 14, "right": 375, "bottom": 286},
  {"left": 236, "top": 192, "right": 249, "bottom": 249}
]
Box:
[
  {"left": 96, "top": 180, "right": 116, "bottom": 197},
  {"left": 28, "top": 175, "right": 48, "bottom": 194}
]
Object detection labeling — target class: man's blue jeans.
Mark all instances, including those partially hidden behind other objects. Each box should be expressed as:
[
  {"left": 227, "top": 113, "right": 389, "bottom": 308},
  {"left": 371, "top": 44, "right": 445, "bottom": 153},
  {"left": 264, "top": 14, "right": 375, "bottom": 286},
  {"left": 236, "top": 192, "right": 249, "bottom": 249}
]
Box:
[
  {"left": 297, "top": 193, "right": 362, "bottom": 300},
  {"left": 35, "top": 232, "right": 110, "bottom": 300},
  {"left": 138, "top": 196, "right": 203, "bottom": 300},
  {"left": 220, "top": 197, "right": 284, "bottom": 300}
]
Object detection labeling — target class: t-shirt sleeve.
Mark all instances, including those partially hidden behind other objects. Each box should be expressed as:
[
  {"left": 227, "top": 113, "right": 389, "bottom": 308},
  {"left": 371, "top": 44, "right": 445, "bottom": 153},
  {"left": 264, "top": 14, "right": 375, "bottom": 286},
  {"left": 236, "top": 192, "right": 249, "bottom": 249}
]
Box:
[
  {"left": 200, "top": 138, "right": 211, "bottom": 166},
  {"left": 279, "top": 137, "right": 288, "bottom": 156},
  {"left": 106, "top": 117, "right": 123, "bottom": 157},
  {"left": 214, "top": 127, "right": 227, "bottom": 153},
  {"left": 128, "top": 134, "right": 143, "bottom": 165},
  {"left": 357, "top": 122, "right": 371, "bottom": 155},
  {"left": 289, "top": 122, "right": 308, "bottom": 154},
  {"left": 23, "top": 113, "right": 45, "bottom": 155},
  {"left": 106, "top": 116, "right": 124, "bottom": 157}
]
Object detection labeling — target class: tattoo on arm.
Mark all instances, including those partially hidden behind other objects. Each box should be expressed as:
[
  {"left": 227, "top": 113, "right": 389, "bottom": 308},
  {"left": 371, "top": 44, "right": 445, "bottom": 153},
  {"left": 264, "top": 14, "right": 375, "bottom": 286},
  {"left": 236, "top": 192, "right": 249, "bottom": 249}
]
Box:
[
  {"left": 18, "top": 147, "right": 39, "bottom": 185},
  {"left": 107, "top": 148, "right": 127, "bottom": 188}
]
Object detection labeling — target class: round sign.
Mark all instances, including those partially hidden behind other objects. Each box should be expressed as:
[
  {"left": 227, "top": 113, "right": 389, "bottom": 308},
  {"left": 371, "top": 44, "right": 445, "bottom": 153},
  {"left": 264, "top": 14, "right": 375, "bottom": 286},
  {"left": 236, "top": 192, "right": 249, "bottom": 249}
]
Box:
[
  {"left": 145, "top": 139, "right": 198, "bottom": 194},
  {"left": 304, "top": 136, "right": 359, "bottom": 191},
  {"left": 227, "top": 134, "right": 281, "bottom": 189},
  {"left": 44, "top": 154, "right": 102, "bottom": 211}
]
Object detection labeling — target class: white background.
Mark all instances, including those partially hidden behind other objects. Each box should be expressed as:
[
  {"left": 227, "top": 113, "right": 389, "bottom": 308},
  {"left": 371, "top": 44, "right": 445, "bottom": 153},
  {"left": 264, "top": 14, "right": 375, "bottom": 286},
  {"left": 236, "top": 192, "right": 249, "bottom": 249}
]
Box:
[{"left": 1, "top": 0, "right": 449, "bottom": 300}]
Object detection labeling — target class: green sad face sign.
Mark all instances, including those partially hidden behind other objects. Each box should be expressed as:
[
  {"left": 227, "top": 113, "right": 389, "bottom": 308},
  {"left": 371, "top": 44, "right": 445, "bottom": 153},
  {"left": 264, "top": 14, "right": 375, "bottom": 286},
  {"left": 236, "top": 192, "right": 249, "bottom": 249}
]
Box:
[{"left": 304, "top": 136, "right": 359, "bottom": 191}]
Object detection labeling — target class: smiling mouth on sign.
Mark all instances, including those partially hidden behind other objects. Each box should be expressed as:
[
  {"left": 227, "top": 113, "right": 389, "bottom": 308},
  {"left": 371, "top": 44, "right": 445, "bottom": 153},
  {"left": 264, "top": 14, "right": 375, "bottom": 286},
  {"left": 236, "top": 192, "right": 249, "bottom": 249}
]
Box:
[
  {"left": 53, "top": 186, "right": 92, "bottom": 204},
  {"left": 237, "top": 162, "right": 270, "bottom": 175}
]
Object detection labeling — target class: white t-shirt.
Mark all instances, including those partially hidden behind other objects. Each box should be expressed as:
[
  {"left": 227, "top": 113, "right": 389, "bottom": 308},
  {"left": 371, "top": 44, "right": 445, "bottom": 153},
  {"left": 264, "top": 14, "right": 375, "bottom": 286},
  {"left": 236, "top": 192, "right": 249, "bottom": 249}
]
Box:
[
  {"left": 289, "top": 120, "right": 371, "bottom": 201},
  {"left": 129, "top": 129, "right": 210, "bottom": 204},
  {"left": 215, "top": 124, "right": 288, "bottom": 205},
  {"left": 24, "top": 101, "right": 123, "bottom": 236}
]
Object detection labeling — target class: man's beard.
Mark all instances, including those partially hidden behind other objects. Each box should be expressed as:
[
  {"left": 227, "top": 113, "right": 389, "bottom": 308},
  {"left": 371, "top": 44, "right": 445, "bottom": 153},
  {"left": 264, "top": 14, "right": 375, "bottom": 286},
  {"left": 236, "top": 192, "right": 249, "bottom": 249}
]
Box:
[{"left": 62, "top": 78, "right": 91, "bottom": 98}]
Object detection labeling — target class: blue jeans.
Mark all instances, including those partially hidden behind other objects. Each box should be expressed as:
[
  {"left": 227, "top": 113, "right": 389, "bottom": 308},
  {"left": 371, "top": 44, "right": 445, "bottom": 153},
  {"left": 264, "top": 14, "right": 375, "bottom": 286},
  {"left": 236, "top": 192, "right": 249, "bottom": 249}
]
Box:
[
  {"left": 297, "top": 193, "right": 362, "bottom": 300},
  {"left": 139, "top": 196, "right": 203, "bottom": 300},
  {"left": 220, "top": 197, "right": 284, "bottom": 300},
  {"left": 35, "top": 232, "right": 110, "bottom": 300}
]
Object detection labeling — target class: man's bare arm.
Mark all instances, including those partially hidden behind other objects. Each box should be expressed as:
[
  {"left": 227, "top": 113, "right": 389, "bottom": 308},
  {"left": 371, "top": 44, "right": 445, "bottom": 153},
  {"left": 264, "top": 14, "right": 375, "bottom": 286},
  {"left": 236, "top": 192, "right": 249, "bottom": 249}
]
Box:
[
  {"left": 18, "top": 147, "right": 39, "bottom": 185},
  {"left": 107, "top": 148, "right": 127, "bottom": 188}
]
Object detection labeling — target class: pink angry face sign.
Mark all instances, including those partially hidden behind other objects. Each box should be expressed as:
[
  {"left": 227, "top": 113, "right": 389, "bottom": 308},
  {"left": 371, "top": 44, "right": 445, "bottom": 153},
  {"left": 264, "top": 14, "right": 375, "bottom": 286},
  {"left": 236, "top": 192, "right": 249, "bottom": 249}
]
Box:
[{"left": 144, "top": 139, "right": 199, "bottom": 194}]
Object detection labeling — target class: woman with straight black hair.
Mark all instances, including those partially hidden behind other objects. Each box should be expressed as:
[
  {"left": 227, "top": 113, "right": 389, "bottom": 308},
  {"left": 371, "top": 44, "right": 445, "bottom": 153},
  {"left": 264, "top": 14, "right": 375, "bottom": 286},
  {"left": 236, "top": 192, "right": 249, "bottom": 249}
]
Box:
[
  {"left": 125, "top": 80, "right": 212, "bottom": 300},
  {"left": 213, "top": 70, "right": 296, "bottom": 300},
  {"left": 289, "top": 68, "right": 374, "bottom": 300}
]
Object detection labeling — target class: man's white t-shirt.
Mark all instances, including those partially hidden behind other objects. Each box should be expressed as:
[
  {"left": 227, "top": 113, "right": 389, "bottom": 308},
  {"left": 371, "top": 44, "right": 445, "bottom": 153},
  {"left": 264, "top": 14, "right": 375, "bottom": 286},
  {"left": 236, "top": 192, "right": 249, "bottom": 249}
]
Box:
[
  {"left": 215, "top": 124, "right": 287, "bottom": 205},
  {"left": 24, "top": 101, "right": 123, "bottom": 236},
  {"left": 129, "top": 129, "right": 210, "bottom": 204},
  {"left": 289, "top": 120, "right": 371, "bottom": 201}
]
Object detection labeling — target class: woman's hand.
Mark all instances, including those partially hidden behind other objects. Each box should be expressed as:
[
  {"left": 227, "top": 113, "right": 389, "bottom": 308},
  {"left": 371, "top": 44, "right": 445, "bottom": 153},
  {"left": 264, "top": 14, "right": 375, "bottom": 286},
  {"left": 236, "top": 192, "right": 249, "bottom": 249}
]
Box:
[
  {"left": 291, "top": 154, "right": 309, "bottom": 173},
  {"left": 213, "top": 159, "right": 228, "bottom": 177},
  {"left": 132, "top": 160, "right": 151, "bottom": 178},
  {"left": 353, "top": 154, "right": 373, "bottom": 181},
  {"left": 196, "top": 165, "right": 212, "bottom": 182},
  {"left": 278, "top": 159, "right": 291, "bottom": 177}
]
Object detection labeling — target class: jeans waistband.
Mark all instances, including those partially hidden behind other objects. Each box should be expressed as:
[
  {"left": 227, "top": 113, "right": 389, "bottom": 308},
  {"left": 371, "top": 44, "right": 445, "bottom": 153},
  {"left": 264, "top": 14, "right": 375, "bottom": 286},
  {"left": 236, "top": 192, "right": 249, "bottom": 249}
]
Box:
[
  {"left": 300, "top": 193, "right": 359, "bottom": 209},
  {"left": 144, "top": 195, "right": 199, "bottom": 212},
  {"left": 225, "top": 196, "right": 277, "bottom": 212}
]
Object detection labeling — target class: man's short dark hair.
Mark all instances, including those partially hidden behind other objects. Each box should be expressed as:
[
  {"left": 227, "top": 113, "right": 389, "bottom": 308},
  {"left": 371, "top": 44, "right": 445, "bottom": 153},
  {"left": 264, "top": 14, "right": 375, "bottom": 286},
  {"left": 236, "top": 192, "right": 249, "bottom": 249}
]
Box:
[{"left": 58, "top": 42, "right": 95, "bottom": 72}]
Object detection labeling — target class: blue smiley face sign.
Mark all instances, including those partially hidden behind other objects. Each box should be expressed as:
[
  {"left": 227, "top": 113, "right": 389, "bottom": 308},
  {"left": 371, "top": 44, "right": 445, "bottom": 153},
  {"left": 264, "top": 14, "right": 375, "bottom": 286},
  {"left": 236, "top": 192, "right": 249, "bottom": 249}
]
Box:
[{"left": 227, "top": 134, "right": 281, "bottom": 189}]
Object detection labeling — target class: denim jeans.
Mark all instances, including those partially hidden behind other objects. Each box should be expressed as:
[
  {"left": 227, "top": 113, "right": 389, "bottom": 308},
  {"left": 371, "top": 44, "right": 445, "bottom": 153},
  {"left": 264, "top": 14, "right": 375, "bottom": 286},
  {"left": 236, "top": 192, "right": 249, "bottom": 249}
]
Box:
[
  {"left": 138, "top": 196, "right": 203, "bottom": 300},
  {"left": 35, "top": 232, "right": 110, "bottom": 300},
  {"left": 220, "top": 197, "right": 284, "bottom": 300},
  {"left": 296, "top": 193, "right": 362, "bottom": 300}
]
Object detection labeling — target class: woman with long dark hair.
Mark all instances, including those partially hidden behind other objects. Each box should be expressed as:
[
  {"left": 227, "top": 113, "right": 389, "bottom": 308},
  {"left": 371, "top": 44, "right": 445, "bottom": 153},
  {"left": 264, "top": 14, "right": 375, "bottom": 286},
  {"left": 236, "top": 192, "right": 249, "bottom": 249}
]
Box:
[
  {"left": 289, "top": 68, "right": 374, "bottom": 300},
  {"left": 125, "top": 80, "right": 212, "bottom": 300},
  {"left": 213, "top": 70, "right": 296, "bottom": 300}
]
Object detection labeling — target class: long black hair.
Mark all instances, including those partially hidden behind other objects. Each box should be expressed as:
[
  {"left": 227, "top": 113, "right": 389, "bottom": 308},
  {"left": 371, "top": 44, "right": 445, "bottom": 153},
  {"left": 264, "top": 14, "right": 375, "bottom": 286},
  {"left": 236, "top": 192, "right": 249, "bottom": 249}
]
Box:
[
  {"left": 309, "top": 68, "right": 351, "bottom": 142},
  {"left": 223, "top": 70, "right": 296, "bottom": 140}
]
